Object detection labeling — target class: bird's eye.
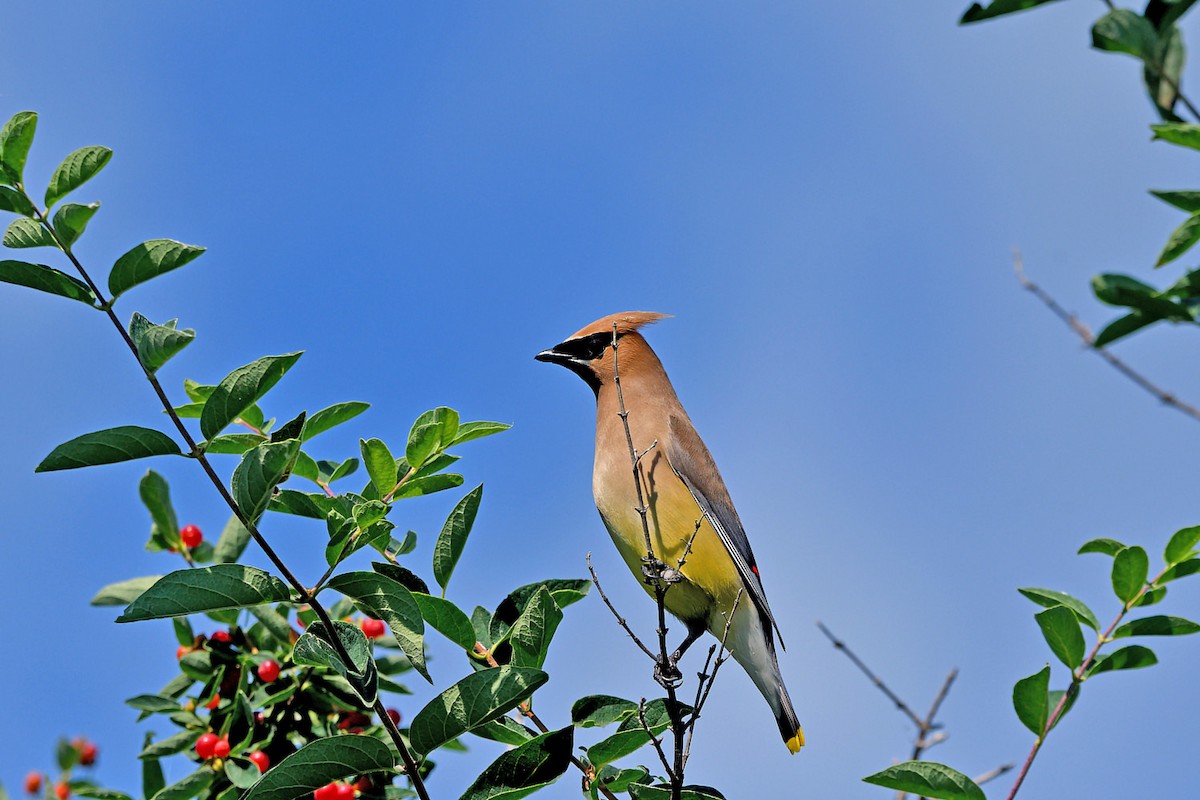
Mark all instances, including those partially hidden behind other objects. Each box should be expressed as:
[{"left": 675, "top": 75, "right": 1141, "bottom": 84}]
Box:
[{"left": 557, "top": 332, "right": 616, "bottom": 361}]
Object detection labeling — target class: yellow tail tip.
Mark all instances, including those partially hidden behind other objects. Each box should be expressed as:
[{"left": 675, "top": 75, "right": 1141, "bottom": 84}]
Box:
[{"left": 786, "top": 728, "right": 805, "bottom": 753}]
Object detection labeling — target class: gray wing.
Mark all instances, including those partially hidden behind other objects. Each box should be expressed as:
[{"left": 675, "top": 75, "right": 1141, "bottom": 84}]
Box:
[{"left": 663, "top": 414, "right": 785, "bottom": 649}]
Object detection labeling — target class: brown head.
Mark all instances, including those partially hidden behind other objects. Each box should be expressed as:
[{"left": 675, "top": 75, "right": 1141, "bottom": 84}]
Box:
[{"left": 535, "top": 311, "right": 670, "bottom": 394}]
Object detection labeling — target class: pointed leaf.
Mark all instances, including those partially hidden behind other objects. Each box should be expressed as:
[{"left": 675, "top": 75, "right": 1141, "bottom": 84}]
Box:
[
  {"left": 90, "top": 575, "right": 163, "bottom": 606},
  {"left": 231, "top": 439, "right": 302, "bottom": 524},
  {"left": 240, "top": 736, "right": 394, "bottom": 800},
  {"left": 1078, "top": 537, "right": 1126, "bottom": 557},
  {"left": 1157, "top": 211, "right": 1200, "bottom": 266},
  {"left": 303, "top": 402, "right": 369, "bottom": 441},
  {"left": 360, "top": 438, "right": 397, "bottom": 494},
  {"left": 1017, "top": 587, "right": 1099, "bottom": 631},
  {"left": 1035, "top": 605, "right": 1085, "bottom": 670},
  {"left": 326, "top": 571, "right": 429, "bottom": 682},
  {"left": 142, "top": 732, "right": 165, "bottom": 799},
  {"left": 413, "top": 592, "right": 478, "bottom": 651},
  {"left": 1094, "top": 312, "right": 1156, "bottom": 347},
  {"left": 1164, "top": 525, "right": 1200, "bottom": 565},
  {"left": 1087, "top": 644, "right": 1158, "bottom": 676},
  {"left": 108, "top": 239, "right": 205, "bottom": 298},
  {"left": 1151, "top": 190, "right": 1200, "bottom": 212},
  {"left": 862, "top": 762, "right": 985, "bottom": 800},
  {"left": 395, "top": 473, "right": 464, "bottom": 499},
  {"left": 450, "top": 420, "right": 512, "bottom": 447},
  {"left": 293, "top": 621, "right": 378, "bottom": 705},
  {"left": 409, "top": 666, "right": 548, "bottom": 756},
  {"left": 129, "top": 313, "right": 195, "bottom": 373},
  {"left": 36, "top": 426, "right": 181, "bottom": 471},
  {"left": 960, "top": 0, "right": 1066, "bottom": 24},
  {"left": 1091, "top": 10, "right": 1158, "bottom": 58},
  {"left": 1152, "top": 122, "right": 1200, "bottom": 150},
  {"left": 4, "top": 217, "right": 57, "bottom": 248},
  {"left": 1161, "top": 558, "right": 1200, "bottom": 582},
  {"left": 200, "top": 353, "right": 302, "bottom": 440},
  {"left": 213, "top": 515, "right": 251, "bottom": 563},
  {"left": 587, "top": 699, "right": 682, "bottom": 769},
  {"left": 51, "top": 202, "right": 99, "bottom": 247},
  {"left": 0, "top": 111, "right": 36, "bottom": 183},
  {"left": 433, "top": 484, "right": 483, "bottom": 591},
  {"left": 572, "top": 695, "right": 638, "bottom": 728},
  {"left": 139, "top": 469, "right": 179, "bottom": 549},
  {"left": 0, "top": 259, "right": 95, "bottom": 304},
  {"left": 0, "top": 186, "right": 35, "bottom": 216},
  {"left": 508, "top": 587, "right": 562, "bottom": 668},
  {"left": 45, "top": 145, "right": 112, "bottom": 207},
  {"left": 1112, "top": 546, "right": 1150, "bottom": 604},
  {"left": 1112, "top": 615, "right": 1200, "bottom": 637},
  {"left": 116, "top": 565, "right": 291, "bottom": 622},
  {"left": 405, "top": 422, "right": 440, "bottom": 470},
  {"left": 1012, "top": 665, "right": 1050, "bottom": 735},
  {"left": 148, "top": 766, "right": 214, "bottom": 800},
  {"left": 457, "top": 726, "right": 574, "bottom": 800},
  {"left": 628, "top": 786, "right": 725, "bottom": 800}
]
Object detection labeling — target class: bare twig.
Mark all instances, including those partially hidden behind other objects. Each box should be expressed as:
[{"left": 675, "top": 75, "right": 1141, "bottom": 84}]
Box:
[
  {"left": 638, "top": 698, "right": 677, "bottom": 782},
  {"left": 816, "top": 621, "right": 924, "bottom": 728},
  {"left": 28, "top": 198, "right": 433, "bottom": 800},
  {"left": 674, "top": 518, "right": 704, "bottom": 572},
  {"left": 683, "top": 589, "right": 741, "bottom": 768},
  {"left": 1013, "top": 250, "right": 1200, "bottom": 423},
  {"left": 975, "top": 763, "right": 1015, "bottom": 787},
  {"left": 911, "top": 669, "right": 958, "bottom": 761},
  {"left": 587, "top": 554, "right": 657, "bottom": 662}
]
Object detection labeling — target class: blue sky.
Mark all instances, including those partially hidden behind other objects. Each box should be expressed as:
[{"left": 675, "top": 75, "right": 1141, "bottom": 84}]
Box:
[{"left": 2, "top": 2, "right": 1199, "bottom": 797}]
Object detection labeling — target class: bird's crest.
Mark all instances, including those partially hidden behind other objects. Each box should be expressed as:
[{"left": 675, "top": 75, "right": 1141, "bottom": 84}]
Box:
[{"left": 569, "top": 311, "right": 671, "bottom": 340}]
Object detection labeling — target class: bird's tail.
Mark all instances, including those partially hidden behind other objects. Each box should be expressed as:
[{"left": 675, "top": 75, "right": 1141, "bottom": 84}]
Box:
[{"left": 727, "top": 606, "right": 804, "bottom": 753}]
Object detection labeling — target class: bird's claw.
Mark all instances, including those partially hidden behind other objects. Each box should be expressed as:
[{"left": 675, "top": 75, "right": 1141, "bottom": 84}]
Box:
[{"left": 654, "top": 657, "right": 684, "bottom": 689}]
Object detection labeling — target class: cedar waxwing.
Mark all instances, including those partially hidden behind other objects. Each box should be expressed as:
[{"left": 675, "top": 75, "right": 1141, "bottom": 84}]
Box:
[{"left": 536, "top": 311, "right": 804, "bottom": 753}]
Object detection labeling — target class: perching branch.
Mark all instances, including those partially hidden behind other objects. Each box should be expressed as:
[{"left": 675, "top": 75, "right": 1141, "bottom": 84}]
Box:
[
  {"left": 26, "top": 194, "right": 432, "bottom": 800},
  {"left": 1013, "top": 251, "right": 1200, "bottom": 423}
]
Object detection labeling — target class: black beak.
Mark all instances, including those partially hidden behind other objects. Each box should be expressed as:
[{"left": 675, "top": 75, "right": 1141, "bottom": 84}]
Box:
[{"left": 534, "top": 346, "right": 570, "bottom": 364}]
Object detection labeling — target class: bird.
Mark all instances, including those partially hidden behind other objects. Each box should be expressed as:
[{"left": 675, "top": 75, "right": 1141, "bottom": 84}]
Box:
[{"left": 536, "top": 311, "right": 803, "bottom": 753}]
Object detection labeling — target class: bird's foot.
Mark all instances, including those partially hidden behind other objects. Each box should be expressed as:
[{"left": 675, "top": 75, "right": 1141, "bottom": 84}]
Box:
[
  {"left": 654, "top": 656, "right": 684, "bottom": 690},
  {"left": 641, "top": 558, "right": 682, "bottom": 585}
]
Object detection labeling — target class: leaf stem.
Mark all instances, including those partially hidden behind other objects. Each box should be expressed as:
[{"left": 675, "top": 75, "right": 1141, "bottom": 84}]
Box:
[{"left": 29, "top": 199, "right": 433, "bottom": 800}]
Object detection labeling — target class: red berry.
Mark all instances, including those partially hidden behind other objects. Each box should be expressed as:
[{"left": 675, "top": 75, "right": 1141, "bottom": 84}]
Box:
[
  {"left": 79, "top": 742, "right": 98, "bottom": 766},
  {"left": 314, "top": 784, "right": 339, "bottom": 800},
  {"left": 212, "top": 737, "right": 230, "bottom": 759},
  {"left": 257, "top": 660, "right": 281, "bottom": 683},
  {"left": 195, "top": 732, "right": 220, "bottom": 759},
  {"left": 24, "top": 773, "right": 41, "bottom": 794},
  {"left": 247, "top": 751, "right": 270, "bottom": 773},
  {"left": 55, "top": 784, "right": 69, "bottom": 800},
  {"left": 180, "top": 524, "right": 203, "bottom": 548},
  {"left": 176, "top": 645, "right": 192, "bottom": 660},
  {"left": 205, "top": 694, "right": 221, "bottom": 710},
  {"left": 353, "top": 778, "right": 371, "bottom": 793},
  {"left": 210, "top": 630, "right": 232, "bottom": 644},
  {"left": 360, "top": 618, "right": 385, "bottom": 639},
  {"left": 386, "top": 708, "right": 401, "bottom": 726},
  {"left": 334, "top": 783, "right": 356, "bottom": 800}
]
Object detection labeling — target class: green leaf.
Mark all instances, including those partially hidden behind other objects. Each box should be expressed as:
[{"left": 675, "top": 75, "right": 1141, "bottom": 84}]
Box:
[
  {"left": 232, "top": 439, "right": 302, "bottom": 524},
  {"left": 213, "top": 515, "right": 251, "bottom": 563},
  {"left": 57, "top": 737, "right": 79, "bottom": 770},
  {"left": 1087, "top": 644, "right": 1158, "bottom": 676},
  {"left": 224, "top": 759, "right": 261, "bottom": 790},
  {"left": 1091, "top": 10, "right": 1158, "bottom": 58},
  {"left": 508, "top": 587, "right": 562, "bottom": 668},
  {"left": 1161, "top": 558, "right": 1200, "bottom": 582},
  {"left": 116, "top": 565, "right": 291, "bottom": 622},
  {"left": 241, "top": 736, "right": 394, "bottom": 800},
  {"left": 0, "top": 111, "right": 37, "bottom": 184},
  {"left": 1112, "top": 546, "right": 1150, "bottom": 604},
  {"left": 138, "top": 469, "right": 178, "bottom": 550},
  {"left": 628, "top": 786, "right": 725, "bottom": 800},
  {"left": 1135, "top": 583, "right": 1167, "bottom": 605},
  {"left": 1112, "top": 615, "right": 1200, "bottom": 637},
  {"left": 405, "top": 422, "right": 441, "bottom": 470},
  {"left": 457, "top": 726, "right": 574, "bottom": 800},
  {"left": 293, "top": 621, "right": 378, "bottom": 705},
  {"left": 1078, "top": 537, "right": 1126, "bottom": 557},
  {"left": 125, "top": 694, "right": 181, "bottom": 714},
  {"left": 148, "top": 766, "right": 214, "bottom": 800},
  {"left": 1152, "top": 121, "right": 1200, "bottom": 150},
  {"left": 1094, "top": 312, "right": 1157, "bottom": 348},
  {"left": 249, "top": 605, "right": 294, "bottom": 646},
  {"left": 326, "top": 571, "right": 430, "bottom": 682},
  {"left": 1017, "top": 587, "right": 1099, "bottom": 631},
  {"left": 587, "top": 699, "right": 684, "bottom": 769},
  {"left": 1164, "top": 525, "right": 1200, "bottom": 565},
  {"left": 200, "top": 352, "right": 302, "bottom": 440},
  {"left": 129, "top": 313, "right": 195, "bottom": 374},
  {"left": 45, "top": 146, "right": 112, "bottom": 208},
  {"left": 572, "top": 695, "right": 638, "bottom": 728},
  {"left": 205, "top": 433, "right": 266, "bottom": 455},
  {"left": 108, "top": 239, "right": 206, "bottom": 299},
  {"left": 139, "top": 730, "right": 201, "bottom": 759},
  {"left": 1156, "top": 211, "right": 1200, "bottom": 266},
  {"left": 1150, "top": 189, "right": 1200, "bottom": 212},
  {"left": 303, "top": 402, "right": 369, "bottom": 441},
  {"left": 433, "top": 407, "right": 459, "bottom": 448},
  {"left": 1012, "top": 665, "right": 1049, "bottom": 736},
  {"left": 450, "top": 420, "right": 511, "bottom": 447},
  {"left": 1090, "top": 273, "right": 1190, "bottom": 319},
  {"left": 360, "top": 438, "right": 398, "bottom": 495},
  {"left": 593, "top": 767, "right": 650, "bottom": 796},
  {"left": 959, "top": 0, "right": 1065, "bottom": 24},
  {"left": 433, "top": 484, "right": 483, "bottom": 592},
  {"left": 395, "top": 473, "right": 464, "bottom": 499},
  {"left": 1145, "top": 24, "right": 1185, "bottom": 118},
  {"left": 0, "top": 185, "right": 36, "bottom": 216},
  {"left": 141, "top": 732, "right": 165, "bottom": 799},
  {"left": 409, "top": 666, "right": 549, "bottom": 756},
  {"left": 4, "top": 217, "right": 58, "bottom": 248},
  {"left": 413, "top": 592, "right": 478, "bottom": 650},
  {"left": 1035, "top": 605, "right": 1085, "bottom": 670},
  {"left": 51, "top": 202, "right": 99, "bottom": 247},
  {"left": 90, "top": 575, "right": 163, "bottom": 606},
  {"left": 36, "top": 426, "right": 181, "bottom": 471},
  {"left": 74, "top": 789, "right": 134, "bottom": 800},
  {"left": 862, "top": 762, "right": 985, "bottom": 800},
  {"left": 173, "top": 616, "right": 193, "bottom": 646},
  {"left": 0, "top": 259, "right": 96, "bottom": 304}
]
